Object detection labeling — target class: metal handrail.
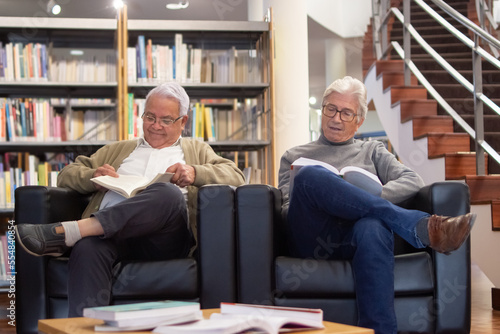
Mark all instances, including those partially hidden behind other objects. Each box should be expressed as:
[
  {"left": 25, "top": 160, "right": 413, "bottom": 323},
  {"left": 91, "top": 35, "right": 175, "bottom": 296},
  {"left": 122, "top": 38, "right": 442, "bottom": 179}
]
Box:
[
  {"left": 371, "top": 0, "right": 500, "bottom": 175},
  {"left": 411, "top": 0, "right": 500, "bottom": 116},
  {"left": 430, "top": 0, "right": 500, "bottom": 50},
  {"left": 391, "top": 41, "right": 500, "bottom": 166}
]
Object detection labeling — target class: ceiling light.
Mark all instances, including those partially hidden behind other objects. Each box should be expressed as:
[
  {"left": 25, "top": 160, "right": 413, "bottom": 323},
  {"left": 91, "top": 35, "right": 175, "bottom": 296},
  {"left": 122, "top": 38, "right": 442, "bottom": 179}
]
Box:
[
  {"left": 47, "top": 0, "right": 61, "bottom": 15},
  {"left": 51, "top": 4, "right": 61, "bottom": 15},
  {"left": 309, "top": 96, "right": 317, "bottom": 105},
  {"left": 113, "top": 0, "right": 124, "bottom": 9},
  {"left": 166, "top": 1, "right": 189, "bottom": 10}
]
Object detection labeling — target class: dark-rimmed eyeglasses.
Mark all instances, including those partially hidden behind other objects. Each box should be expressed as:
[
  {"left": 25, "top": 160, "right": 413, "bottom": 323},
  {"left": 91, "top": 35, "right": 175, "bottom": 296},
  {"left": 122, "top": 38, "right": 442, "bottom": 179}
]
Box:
[
  {"left": 142, "top": 113, "right": 183, "bottom": 127},
  {"left": 322, "top": 104, "right": 357, "bottom": 122}
]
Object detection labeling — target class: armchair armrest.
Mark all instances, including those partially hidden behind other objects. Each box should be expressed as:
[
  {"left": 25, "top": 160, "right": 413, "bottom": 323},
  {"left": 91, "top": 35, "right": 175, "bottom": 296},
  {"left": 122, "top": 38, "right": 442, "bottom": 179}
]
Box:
[
  {"left": 197, "top": 185, "right": 238, "bottom": 308},
  {"left": 399, "top": 181, "right": 472, "bottom": 333},
  {"left": 411, "top": 181, "right": 470, "bottom": 217},
  {"left": 14, "top": 186, "right": 89, "bottom": 334},
  {"left": 235, "top": 184, "right": 281, "bottom": 305}
]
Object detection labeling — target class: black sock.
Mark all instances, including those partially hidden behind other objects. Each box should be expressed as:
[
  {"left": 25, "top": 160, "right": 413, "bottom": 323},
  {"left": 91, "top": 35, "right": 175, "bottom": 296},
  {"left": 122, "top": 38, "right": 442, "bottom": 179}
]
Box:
[{"left": 416, "top": 216, "right": 430, "bottom": 246}]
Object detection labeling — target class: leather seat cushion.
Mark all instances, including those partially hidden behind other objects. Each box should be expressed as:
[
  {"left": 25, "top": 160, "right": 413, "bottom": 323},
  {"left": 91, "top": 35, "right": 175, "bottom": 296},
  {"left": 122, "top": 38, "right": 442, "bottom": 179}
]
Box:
[
  {"left": 275, "top": 251, "right": 434, "bottom": 298},
  {"left": 47, "top": 257, "right": 198, "bottom": 299}
]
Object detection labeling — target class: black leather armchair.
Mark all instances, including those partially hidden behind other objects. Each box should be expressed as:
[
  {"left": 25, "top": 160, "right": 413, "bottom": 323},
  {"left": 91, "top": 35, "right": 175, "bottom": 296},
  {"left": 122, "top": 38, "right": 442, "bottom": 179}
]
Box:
[
  {"left": 14, "top": 184, "right": 237, "bottom": 334},
  {"left": 235, "top": 182, "right": 471, "bottom": 334}
]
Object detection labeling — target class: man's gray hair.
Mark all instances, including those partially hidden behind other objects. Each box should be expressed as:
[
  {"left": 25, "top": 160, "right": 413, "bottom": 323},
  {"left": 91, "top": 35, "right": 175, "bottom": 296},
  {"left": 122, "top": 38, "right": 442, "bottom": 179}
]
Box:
[
  {"left": 322, "top": 76, "right": 368, "bottom": 121},
  {"left": 145, "top": 81, "right": 190, "bottom": 116}
]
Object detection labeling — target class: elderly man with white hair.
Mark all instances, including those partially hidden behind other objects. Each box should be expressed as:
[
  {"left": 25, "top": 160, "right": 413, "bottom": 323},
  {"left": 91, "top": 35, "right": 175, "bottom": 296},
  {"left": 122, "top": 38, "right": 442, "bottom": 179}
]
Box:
[{"left": 278, "top": 76, "right": 476, "bottom": 334}]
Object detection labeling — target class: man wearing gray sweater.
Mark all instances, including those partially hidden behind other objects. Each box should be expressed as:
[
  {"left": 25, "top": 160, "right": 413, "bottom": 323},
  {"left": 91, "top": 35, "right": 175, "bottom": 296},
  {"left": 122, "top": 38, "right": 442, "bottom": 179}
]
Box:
[{"left": 278, "top": 76, "right": 475, "bottom": 334}]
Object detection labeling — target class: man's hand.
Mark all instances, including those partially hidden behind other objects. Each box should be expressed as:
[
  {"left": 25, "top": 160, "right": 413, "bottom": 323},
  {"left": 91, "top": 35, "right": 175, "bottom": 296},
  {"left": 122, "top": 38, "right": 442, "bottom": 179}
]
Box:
[
  {"left": 167, "top": 163, "right": 195, "bottom": 188},
  {"left": 93, "top": 164, "right": 119, "bottom": 191}
]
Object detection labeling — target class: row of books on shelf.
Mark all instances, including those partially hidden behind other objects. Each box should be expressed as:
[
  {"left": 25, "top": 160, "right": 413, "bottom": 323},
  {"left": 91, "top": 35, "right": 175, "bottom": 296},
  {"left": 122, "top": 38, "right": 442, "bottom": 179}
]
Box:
[
  {"left": 0, "top": 42, "right": 116, "bottom": 83},
  {"left": 0, "top": 154, "right": 65, "bottom": 209},
  {"left": 1, "top": 95, "right": 263, "bottom": 143},
  {"left": 0, "top": 230, "right": 15, "bottom": 284},
  {"left": 124, "top": 96, "right": 263, "bottom": 142},
  {"left": 0, "top": 97, "right": 117, "bottom": 142},
  {"left": 129, "top": 34, "right": 262, "bottom": 84}
]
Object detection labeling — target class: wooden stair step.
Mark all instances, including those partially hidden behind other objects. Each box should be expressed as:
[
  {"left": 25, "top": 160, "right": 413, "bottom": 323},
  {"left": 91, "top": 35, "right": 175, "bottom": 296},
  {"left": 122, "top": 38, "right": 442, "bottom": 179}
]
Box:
[
  {"left": 444, "top": 152, "right": 489, "bottom": 180},
  {"left": 420, "top": 70, "right": 500, "bottom": 84},
  {"left": 379, "top": 72, "right": 419, "bottom": 90},
  {"left": 389, "top": 85, "right": 428, "bottom": 103},
  {"left": 438, "top": 98, "right": 500, "bottom": 116},
  {"left": 492, "top": 200, "right": 500, "bottom": 230},
  {"left": 405, "top": 52, "right": 472, "bottom": 60},
  {"left": 393, "top": 33, "right": 461, "bottom": 44},
  {"left": 412, "top": 58, "right": 499, "bottom": 71},
  {"left": 468, "top": 133, "right": 500, "bottom": 152},
  {"left": 431, "top": 83, "right": 500, "bottom": 98},
  {"left": 396, "top": 99, "right": 438, "bottom": 122},
  {"left": 375, "top": 60, "right": 404, "bottom": 75},
  {"left": 408, "top": 1, "right": 468, "bottom": 12},
  {"left": 391, "top": 25, "right": 469, "bottom": 36},
  {"left": 392, "top": 18, "right": 464, "bottom": 29},
  {"left": 466, "top": 175, "right": 500, "bottom": 204},
  {"left": 488, "top": 156, "right": 500, "bottom": 175},
  {"left": 426, "top": 132, "right": 470, "bottom": 158},
  {"left": 458, "top": 115, "right": 500, "bottom": 132},
  {"left": 405, "top": 43, "right": 472, "bottom": 54},
  {"left": 412, "top": 115, "right": 454, "bottom": 138}
]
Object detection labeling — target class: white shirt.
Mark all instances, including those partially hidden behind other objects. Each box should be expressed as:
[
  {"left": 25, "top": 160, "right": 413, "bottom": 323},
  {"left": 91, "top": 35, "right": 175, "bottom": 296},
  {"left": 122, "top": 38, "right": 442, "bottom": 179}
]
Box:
[{"left": 99, "top": 137, "right": 188, "bottom": 209}]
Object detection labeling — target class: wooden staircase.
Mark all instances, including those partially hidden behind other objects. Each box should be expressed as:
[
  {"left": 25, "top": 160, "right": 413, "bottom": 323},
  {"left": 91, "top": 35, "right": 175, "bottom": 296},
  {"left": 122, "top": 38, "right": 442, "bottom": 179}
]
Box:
[{"left": 363, "top": 0, "right": 500, "bottom": 230}]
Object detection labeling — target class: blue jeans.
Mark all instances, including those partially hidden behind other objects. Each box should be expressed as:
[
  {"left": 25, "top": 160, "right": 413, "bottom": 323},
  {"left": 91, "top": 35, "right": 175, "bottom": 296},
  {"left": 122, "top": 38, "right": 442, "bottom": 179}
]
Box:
[{"left": 287, "top": 166, "right": 429, "bottom": 334}]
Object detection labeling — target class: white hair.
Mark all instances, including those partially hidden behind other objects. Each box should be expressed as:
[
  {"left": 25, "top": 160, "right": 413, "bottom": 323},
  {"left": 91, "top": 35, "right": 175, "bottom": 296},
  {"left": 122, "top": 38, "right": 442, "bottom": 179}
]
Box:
[
  {"left": 145, "top": 82, "right": 190, "bottom": 116},
  {"left": 322, "top": 76, "right": 368, "bottom": 121}
]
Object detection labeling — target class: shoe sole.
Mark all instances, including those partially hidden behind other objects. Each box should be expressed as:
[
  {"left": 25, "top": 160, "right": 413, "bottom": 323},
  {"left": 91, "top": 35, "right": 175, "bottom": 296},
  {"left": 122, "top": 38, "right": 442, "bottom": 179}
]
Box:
[{"left": 15, "top": 225, "right": 65, "bottom": 257}]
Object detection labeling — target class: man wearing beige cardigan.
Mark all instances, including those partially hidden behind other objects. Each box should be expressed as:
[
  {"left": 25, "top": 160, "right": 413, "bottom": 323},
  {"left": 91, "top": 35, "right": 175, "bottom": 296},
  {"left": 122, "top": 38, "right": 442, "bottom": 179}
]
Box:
[{"left": 16, "top": 82, "right": 245, "bottom": 316}]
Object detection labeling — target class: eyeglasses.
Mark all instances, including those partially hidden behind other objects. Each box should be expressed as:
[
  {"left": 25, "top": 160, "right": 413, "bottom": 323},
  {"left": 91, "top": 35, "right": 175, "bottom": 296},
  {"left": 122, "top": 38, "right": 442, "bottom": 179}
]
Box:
[
  {"left": 142, "top": 113, "right": 183, "bottom": 127},
  {"left": 322, "top": 104, "right": 357, "bottom": 122}
]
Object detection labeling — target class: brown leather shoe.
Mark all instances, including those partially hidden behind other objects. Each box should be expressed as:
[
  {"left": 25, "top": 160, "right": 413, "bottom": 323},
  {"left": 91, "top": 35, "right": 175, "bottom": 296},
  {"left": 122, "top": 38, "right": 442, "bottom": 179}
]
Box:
[{"left": 428, "top": 213, "right": 476, "bottom": 255}]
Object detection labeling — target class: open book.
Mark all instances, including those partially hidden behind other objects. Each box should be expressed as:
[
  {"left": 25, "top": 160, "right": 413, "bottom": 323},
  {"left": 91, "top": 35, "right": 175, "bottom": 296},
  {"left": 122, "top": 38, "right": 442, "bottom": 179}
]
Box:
[
  {"left": 290, "top": 157, "right": 382, "bottom": 197},
  {"left": 91, "top": 173, "right": 174, "bottom": 198},
  {"left": 153, "top": 303, "right": 324, "bottom": 334}
]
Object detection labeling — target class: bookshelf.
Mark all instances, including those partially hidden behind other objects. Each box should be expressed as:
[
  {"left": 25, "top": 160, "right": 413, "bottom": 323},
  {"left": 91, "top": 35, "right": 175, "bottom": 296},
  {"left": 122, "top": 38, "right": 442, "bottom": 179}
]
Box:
[
  {"left": 0, "top": 10, "right": 275, "bottom": 213},
  {"left": 0, "top": 16, "right": 119, "bottom": 213},
  {"left": 117, "top": 7, "right": 275, "bottom": 183}
]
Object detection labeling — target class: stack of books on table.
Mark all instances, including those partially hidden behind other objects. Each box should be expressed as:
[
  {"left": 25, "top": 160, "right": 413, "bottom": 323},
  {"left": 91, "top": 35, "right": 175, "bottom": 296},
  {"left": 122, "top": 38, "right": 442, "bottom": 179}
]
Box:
[{"left": 83, "top": 300, "right": 202, "bottom": 332}]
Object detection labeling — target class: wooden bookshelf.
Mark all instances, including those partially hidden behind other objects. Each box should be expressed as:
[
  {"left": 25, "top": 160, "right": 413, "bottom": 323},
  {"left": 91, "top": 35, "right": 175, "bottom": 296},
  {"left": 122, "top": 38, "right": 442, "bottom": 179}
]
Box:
[{"left": 0, "top": 10, "right": 275, "bottom": 190}]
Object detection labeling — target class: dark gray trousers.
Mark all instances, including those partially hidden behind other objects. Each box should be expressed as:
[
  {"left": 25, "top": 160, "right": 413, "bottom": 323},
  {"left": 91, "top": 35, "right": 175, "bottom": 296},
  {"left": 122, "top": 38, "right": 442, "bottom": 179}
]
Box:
[{"left": 67, "top": 183, "right": 193, "bottom": 316}]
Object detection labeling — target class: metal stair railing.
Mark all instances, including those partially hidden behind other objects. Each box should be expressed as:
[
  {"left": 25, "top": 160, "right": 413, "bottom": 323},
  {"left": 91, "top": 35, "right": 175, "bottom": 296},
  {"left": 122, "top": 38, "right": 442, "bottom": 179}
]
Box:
[{"left": 371, "top": 0, "right": 500, "bottom": 175}]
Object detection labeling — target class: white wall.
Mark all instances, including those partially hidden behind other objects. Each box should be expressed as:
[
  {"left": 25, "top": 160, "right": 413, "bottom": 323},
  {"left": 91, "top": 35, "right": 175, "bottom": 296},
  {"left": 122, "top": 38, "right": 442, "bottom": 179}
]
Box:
[
  {"left": 263, "top": 0, "right": 310, "bottom": 185},
  {"left": 307, "top": 0, "right": 372, "bottom": 38}
]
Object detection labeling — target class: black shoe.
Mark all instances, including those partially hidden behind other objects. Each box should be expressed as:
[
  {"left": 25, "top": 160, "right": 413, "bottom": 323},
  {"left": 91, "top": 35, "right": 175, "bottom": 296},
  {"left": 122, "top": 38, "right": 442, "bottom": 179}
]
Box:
[{"left": 15, "top": 223, "right": 68, "bottom": 257}]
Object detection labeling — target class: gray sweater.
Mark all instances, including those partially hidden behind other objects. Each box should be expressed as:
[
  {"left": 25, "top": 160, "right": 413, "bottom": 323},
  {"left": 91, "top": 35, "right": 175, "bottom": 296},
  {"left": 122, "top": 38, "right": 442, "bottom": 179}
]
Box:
[{"left": 278, "top": 135, "right": 425, "bottom": 210}]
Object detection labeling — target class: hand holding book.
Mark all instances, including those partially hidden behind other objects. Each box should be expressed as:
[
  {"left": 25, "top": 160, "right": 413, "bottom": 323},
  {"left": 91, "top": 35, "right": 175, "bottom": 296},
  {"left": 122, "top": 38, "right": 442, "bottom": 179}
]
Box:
[
  {"left": 290, "top": 157, "right": 383, "bottom": 197},
  {"left": 91, "top": 173, "right": 174, "bottom": 198},
  {"left": 92, "top": 164, "right": 119, "bottom": 191}
]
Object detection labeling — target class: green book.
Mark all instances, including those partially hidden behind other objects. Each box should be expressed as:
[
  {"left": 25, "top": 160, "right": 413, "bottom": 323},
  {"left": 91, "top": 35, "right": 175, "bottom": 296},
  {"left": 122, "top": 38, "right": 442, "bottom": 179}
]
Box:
[{"left": 83, "top": 300, "right": 200, "bottom": 321}]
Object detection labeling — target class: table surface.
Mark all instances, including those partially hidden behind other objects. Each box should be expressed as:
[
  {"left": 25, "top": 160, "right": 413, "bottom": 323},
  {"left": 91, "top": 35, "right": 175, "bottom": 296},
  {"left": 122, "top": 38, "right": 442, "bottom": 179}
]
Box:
[{"left": 38, "top": 309, "right": 374, "bottom": 334}]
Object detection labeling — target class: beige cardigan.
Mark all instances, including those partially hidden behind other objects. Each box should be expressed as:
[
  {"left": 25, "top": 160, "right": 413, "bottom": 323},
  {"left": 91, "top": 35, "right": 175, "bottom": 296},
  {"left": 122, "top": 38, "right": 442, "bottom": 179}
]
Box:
[{"left": 57, "top": 138, "right": 245, "bottom": 238}]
